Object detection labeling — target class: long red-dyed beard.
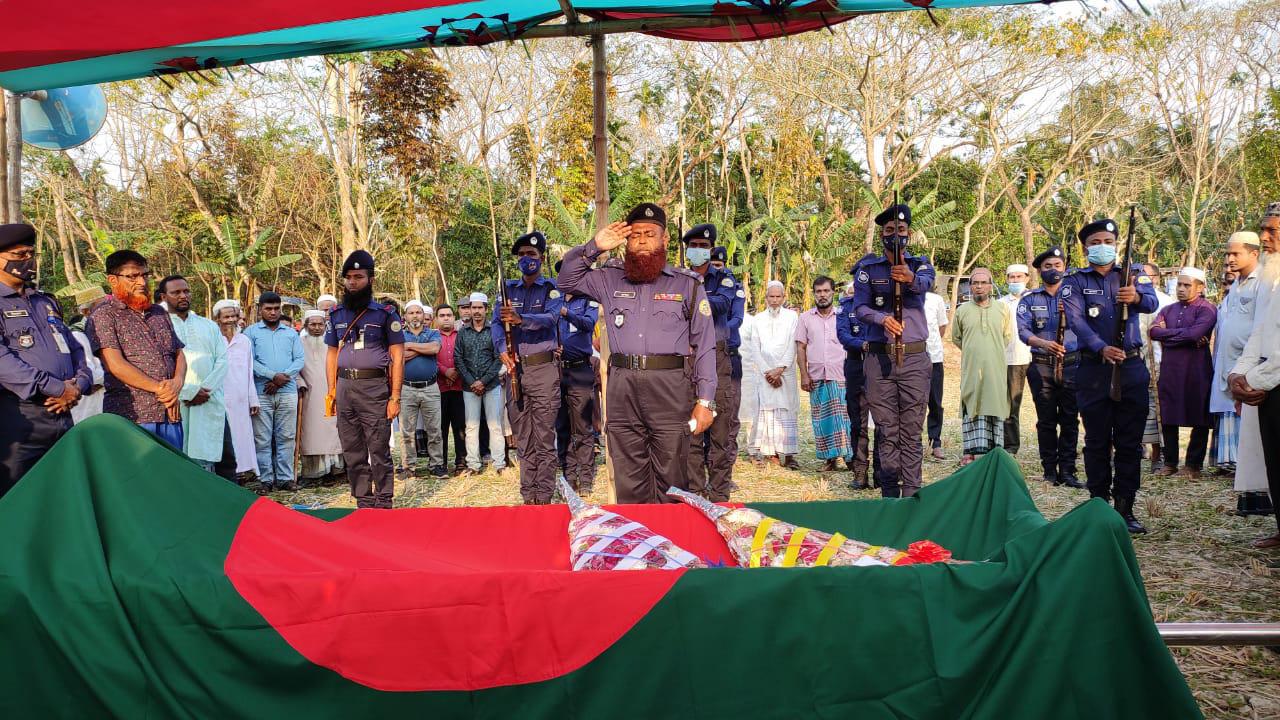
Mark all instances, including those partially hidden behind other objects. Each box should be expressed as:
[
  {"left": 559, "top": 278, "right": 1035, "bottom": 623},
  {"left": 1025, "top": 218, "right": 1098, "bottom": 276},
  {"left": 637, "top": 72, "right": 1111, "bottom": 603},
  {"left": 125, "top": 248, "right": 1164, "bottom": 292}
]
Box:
[
  {"left": 623, "top": 250, "right": 666, "bottom": 284},
  {"left": 114, "top": 286, "right": 152, "bottom": 312}
]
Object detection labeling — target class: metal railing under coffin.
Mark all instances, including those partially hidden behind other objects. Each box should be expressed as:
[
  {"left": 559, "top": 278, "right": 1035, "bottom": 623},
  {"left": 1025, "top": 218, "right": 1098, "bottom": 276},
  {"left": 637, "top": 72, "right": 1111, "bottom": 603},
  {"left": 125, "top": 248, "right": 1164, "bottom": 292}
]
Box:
[{"left": 1157, "top": 623, "right": 1280, "bottom": 646}]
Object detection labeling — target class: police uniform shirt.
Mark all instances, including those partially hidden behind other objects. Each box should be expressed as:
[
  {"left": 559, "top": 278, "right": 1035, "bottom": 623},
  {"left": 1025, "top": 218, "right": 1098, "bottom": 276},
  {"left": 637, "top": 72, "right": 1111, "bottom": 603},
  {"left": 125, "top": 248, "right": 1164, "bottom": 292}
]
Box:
[
  {"left": 0, "top": 283, "right": 92, "bottom": 400},
  {"left": 1016, "top": 287, "right": 1079, "bottom": 355},
  {"left": 1061, "top": 267, "right": 1159, "bottom": 354},
  {"left": 559, "top": 294, "right": 599, "bottom": 361},
  {"left": 851, "top": 252, "right": 937, "bottom": 344},
  {"left": 835, "top": 295, "right": 867, "bottom": 352},
  {"left": 702, "top": 267, "right": 742, "bottom": 347},
  {"left": 492, "top": 275, "right": 563, "bottom": 356},
  {"left": 725, "top": 270, "right": 746, "bottom": 349},
  {"left": 324, "top": 301, "right": 405, "bottom": 369}
]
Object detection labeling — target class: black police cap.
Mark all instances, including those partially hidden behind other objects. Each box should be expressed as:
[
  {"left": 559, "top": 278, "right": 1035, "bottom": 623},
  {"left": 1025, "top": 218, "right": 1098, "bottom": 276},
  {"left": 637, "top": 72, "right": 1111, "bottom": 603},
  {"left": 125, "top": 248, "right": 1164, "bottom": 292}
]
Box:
[
  {"left": 710, "top": 246, "right": 728, "bottom": 263},
  {"left": 874, "top": 204, "right": 911, "bottom": 227},
  {"left": 681, "top": 223, "right": 716, "bottom": 244},
  {"left": 1077, "top": 219, "right": 1118, "bottom": 243},
  {"left": 511, "top": 231, "right": 547, "bottom": 256},
  {"left": 0, "top": 223, "right": 36, "bottom": 252},
  {"left": 342, "top": 249, "right": 375, "bottom": 275},
  {"left": 1033, "top": 246, "right": 1065, "bottom": 269},
  {"left": 625, "top": 203, "right": 666, "bottom": 228}
]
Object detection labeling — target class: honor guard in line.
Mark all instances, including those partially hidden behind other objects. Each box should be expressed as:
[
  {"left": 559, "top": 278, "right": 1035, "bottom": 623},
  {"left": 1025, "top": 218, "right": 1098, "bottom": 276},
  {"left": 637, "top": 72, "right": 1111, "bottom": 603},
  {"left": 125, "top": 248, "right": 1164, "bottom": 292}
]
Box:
[
  {"left": 495, "top": 231, "right": 564, "bottom": 505},
  {"left": 1062, "top": 219, "right": 1159, "bottom": 533},
  {"left": 0, "top": 223, "right": 93, "bottom": 498},
  {"left": 710, "top": 244, "right": 745, "bottom": 483},
  {"left": 837, "top": 254, "right": 880, "bottom": 490},
  {"left": 852, "top": 204, "right": 937, "bottom": 498},
  {"left": 553, "top": 260, "right": 600, "bottom": 494},
  {"left": 1017, "top": 246, "right": 1083, "bottom": 489},
  {"left": 324, "top": 250, "right": 405, "bottom": 509},
  {"left": 557, "top": 203, "right": 717, "bottom": 504},
  {"left": 682, "top": 225, "right": 744, "bottom": 502}
]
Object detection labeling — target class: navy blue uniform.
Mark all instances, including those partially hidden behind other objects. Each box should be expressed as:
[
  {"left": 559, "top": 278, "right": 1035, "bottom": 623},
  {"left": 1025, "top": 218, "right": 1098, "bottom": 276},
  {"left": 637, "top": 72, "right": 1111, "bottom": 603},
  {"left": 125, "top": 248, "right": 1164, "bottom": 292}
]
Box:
[
  {"left": 1061, "top": 266, "right": 1158, "bottom": 502},
  {"left": 836, "top": 290, "right": 875, "bottom": 487},
  {"left": 0, "top": 284, "right": 93, "bottom": 497},
  {"left": 852, "top": 252, "right": 936, "bottom": 497},
  {"left": 687, "top": 267, "right": 745, "bottom": 501},
  {"left": 1017, "top": 286, "right": 1081, "bottom": 483},
  {"left": 495, "top": 276, "right": 563, "bottom": 504},
  {"left": 557, "top": 293, "right": 599, "bottom": 493},
  {"left": 325, "top": 300, "right": 404, "bottom": 508}
]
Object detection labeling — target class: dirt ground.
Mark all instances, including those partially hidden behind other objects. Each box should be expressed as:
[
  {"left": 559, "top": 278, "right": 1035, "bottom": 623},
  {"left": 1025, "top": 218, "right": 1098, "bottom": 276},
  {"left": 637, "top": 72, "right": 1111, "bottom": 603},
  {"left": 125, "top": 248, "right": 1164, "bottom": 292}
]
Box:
[{"left": 282, "top": 349, "right": 1280, "bottom": 718}]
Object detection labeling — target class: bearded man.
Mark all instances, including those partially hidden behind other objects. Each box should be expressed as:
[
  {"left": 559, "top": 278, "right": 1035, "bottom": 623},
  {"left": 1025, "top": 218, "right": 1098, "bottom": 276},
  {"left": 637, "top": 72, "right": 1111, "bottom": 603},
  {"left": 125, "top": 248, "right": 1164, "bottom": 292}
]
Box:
[
  {"left": 556, "top": 203, "right": 716, "bottom": 503},
  {"left": 297, "top": 309, "right": 344, "bottom": 484}
]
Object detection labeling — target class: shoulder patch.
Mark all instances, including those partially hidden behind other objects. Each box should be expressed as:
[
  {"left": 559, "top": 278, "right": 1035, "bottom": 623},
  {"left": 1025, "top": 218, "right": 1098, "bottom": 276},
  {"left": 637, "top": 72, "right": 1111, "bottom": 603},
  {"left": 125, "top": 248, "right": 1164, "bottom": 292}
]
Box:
[
  {"left": 1017, "top": 304, "right": 1028, "bottom": 315},
  {"left": 390, "top": 320, "right": 402, "bottom": 332},
  {"left": 1137, "top": 276, "right": 1152, "bottom": 284},
  {"left": 699, "top": 299, "right": 712, "bottom": 317},
  {"left": 736, "top": 289, "right": 745, "bottom": 298},
  {"left": 588, "top": 300, "right": 600, "bottom": 308},
  {"left": 1061, "top": 286, "right": 1072, "bottom": 298},
  {"left": 857, "top": 270, "right": 870, "bottom": 283},
  {"left": 721, "top": 277, "right": 734, "bottom": 287},
  {"left": 549, "top": 289, "right": 561, "bottom": 299}
]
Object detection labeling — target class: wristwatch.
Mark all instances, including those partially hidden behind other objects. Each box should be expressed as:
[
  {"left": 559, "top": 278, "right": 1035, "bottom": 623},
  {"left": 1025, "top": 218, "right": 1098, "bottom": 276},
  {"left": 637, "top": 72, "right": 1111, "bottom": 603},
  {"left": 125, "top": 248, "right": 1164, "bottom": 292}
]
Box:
[{"left": 696, "top": 398, "right": 717, "bottom": 412}]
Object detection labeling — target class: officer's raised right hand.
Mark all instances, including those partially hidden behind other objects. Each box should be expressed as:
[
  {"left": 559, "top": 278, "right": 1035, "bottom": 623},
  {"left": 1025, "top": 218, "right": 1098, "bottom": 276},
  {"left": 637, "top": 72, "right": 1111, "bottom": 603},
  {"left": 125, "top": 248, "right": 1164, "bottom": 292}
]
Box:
[{"left": 593, "top": 221, "right": 631, "bottom": 252}]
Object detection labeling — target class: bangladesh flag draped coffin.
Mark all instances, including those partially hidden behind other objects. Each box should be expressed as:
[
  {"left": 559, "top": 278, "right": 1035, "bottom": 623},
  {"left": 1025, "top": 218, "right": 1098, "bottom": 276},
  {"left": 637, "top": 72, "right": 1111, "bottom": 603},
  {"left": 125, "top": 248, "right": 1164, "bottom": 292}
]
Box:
[{"left": 0, "top": 415, "right": 1201, "bottom": 719}]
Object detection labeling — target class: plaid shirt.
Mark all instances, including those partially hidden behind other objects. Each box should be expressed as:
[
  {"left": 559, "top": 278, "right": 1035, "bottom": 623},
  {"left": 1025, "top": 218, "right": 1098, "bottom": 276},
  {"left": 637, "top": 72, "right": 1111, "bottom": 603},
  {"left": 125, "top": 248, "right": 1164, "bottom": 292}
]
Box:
[
  {"left": 86, "top": 297, "right": 184, "bottom": 423},
  {"left": 453, "top": 322, "right": 502, "bottom": 391}
]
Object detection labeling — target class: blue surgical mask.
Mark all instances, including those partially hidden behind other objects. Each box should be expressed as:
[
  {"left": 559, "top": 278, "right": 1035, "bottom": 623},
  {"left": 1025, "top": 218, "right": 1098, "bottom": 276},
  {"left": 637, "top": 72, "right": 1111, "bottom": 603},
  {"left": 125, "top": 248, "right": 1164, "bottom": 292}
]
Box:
[
  {"left": 686, "top": 247, "right": 711, "bottom": 267},
  {"left": 518, "top": 257, "right": 542, "bottom": 276},
  {"left": 1086, "top": 244, "right": 1117, "bottom": 266},
  {"left": 1008, "top": 282, "right": 1026, "bottom": 295},
  {"left": 1040, "top": 269, "right": 1064, "bottom": 286}
]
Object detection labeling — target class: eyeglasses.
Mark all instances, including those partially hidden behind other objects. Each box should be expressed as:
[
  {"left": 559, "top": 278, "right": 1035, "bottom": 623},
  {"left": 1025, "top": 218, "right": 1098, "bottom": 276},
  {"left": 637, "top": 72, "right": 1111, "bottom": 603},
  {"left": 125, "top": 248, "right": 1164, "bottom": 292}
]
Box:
[{"left": 111, "top": 270, "right": 152, "bottom": 282}]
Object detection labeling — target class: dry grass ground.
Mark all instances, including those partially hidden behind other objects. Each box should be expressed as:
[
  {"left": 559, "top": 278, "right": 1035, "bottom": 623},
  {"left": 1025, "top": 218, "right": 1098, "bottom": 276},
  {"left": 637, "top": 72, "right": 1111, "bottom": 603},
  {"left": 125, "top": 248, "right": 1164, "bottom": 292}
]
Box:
[{"left": 280, "top": 349, "right": 1279, "bottom": 718}]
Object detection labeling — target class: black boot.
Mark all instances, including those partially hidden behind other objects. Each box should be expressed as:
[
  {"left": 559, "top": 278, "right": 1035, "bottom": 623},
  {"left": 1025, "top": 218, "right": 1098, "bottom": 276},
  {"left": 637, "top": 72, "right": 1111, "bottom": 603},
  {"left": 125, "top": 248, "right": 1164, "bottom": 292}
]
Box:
[
  {"left": 1044, "top": 468, "right": 1060, "bottom": 486},
  {"left": 1060, "top": 468, "right": 1084, "bottom": 489},
  {"left": 1114, "top": 496, "right": 1147, "bottom": 535}
]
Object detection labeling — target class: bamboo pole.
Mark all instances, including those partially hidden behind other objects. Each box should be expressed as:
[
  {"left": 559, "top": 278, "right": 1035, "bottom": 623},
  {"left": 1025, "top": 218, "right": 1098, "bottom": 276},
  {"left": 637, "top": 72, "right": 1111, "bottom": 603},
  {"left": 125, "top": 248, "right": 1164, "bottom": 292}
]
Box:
[
  {"left": 590, "top": 33, "right": 616, "bottom": 504},
  {"left": 4, "top": 93, "right": 21, "bottom": 222}
]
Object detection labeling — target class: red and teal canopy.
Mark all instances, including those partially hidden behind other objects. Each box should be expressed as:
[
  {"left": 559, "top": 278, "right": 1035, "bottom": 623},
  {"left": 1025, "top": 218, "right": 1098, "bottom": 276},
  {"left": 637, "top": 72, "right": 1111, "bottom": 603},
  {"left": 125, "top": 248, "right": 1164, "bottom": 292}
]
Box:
[
  {"left": 0, "top": 415, "right": 1200, "bottom": 717},
  {"left": 0, "top": 0, "right": 1063, "bottom": 92}
]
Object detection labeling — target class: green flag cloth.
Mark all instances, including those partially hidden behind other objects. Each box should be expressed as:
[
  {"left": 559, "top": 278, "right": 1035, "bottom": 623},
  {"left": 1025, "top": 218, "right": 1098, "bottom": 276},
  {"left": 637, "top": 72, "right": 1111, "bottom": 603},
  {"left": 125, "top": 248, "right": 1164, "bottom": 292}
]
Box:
[{"left": 0, "top": 415, "right": 1200, "bottom": 718}]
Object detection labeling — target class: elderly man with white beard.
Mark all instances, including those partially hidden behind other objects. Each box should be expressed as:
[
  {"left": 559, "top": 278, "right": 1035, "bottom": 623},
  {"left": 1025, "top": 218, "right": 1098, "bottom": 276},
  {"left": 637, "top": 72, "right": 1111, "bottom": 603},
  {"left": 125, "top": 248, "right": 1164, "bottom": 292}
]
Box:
[
  {"left": 297, "top": 309, "right": 344, "bottom": 486},
  {"left": 746, "top": 280, "right": 800, "bottom": 468},
  {"left": 1229, "top": 202, "right": 1280, "bottom": 548},
  {"left": 1210, "top": 232, "right": 1262, "bottom": 480}
]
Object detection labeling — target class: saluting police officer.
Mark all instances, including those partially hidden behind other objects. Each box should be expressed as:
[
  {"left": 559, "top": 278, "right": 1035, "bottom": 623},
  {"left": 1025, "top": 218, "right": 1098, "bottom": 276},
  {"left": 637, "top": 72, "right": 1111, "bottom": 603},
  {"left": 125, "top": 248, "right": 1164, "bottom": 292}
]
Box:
[
  {"left": 495, "top": 231, "right": 563, "bottom": 505},
  {"left": 681, "top": 225, "right": 743, "bottom": 501},
  {"left": 1017, "top": 246, "right": 1083, "bottom": 489},
  {"left": 1062, "top": 219, "right": 1159, "bottom": 533},
  {"left": 557, "top": 203, "right": 717, "bottom": 504},
  {"left": 0, "top": 224, "right": 94, "bottom": 498},
  {"left": 554, "top": 259, "right": 601, "bottom": 494},
  {"left": 838, "top": 254, "right": 880, "bottom": 490},
  {"left": 324, "top": 250, "right": 405, "bottom": 509},
  {"left": 852, "top": 204, "right": 937, "bottom": 498}
]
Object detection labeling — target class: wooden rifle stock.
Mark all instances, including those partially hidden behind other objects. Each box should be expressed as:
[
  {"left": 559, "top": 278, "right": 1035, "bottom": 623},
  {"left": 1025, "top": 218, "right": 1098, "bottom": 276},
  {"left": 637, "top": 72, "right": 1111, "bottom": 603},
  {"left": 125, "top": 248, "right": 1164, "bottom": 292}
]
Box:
[{"left": 1054, "top": 298, "right": 1066, "bottom": 384}]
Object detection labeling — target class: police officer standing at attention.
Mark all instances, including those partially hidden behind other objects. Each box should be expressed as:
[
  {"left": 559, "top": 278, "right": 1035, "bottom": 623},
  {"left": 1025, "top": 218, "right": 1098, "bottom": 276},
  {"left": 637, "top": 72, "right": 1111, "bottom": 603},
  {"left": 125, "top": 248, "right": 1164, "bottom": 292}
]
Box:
[
  {"left": 554, "top": 259, "right": 600, "bottom": 494},
  {"left": 324, "top": 250, "right": 405, "bottom": 509},
  {"left": 495, "top": 231, "right": 563, "bottom": 505},
  {"left": 1062, "top": 219, "right": 1158, "bottom": 533},
  {"left": 838, "top": 254, "right": 880, "bottom": 490},
  {"left": 682, "top": 224, "right": 742, "bottom": 501},
  {"left": 1017, "top": 247, "right": 1083, "bottom": 489},
  {"left": 558, "top": 203, "right": 717, "bottom": 503},
  {"left": 853, "top": 204, "right": 936, "bottom": 498},
  {"left": 0, "top": 223, "right": 93, "bottom": 498}
]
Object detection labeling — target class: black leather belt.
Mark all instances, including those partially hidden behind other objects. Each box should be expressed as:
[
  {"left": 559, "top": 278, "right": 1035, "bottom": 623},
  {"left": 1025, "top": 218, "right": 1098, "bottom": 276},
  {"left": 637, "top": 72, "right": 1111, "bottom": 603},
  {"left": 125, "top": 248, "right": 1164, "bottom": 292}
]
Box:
[
  {"left": 403, "top": 378, "right": 436, "bottom": 388},
  {"left": 863, "top": 341, "right": 927, "bottom": 355},
  {"left": 522, "top": 350, "right": 556, "bottom": 367},
  {"left": 1081, "top": 349, "right": 1141, "bottom": 363},
  {"left": 561, "top": 357, "right": 591, "bottom": 369},
  {"left": 338, "top": 367, "right": 386, "bottom": 379},
  {"left": 1032, "top": 352, "right": 1079, "bottom": 366},
  {"left": 609, "top": 353, "right": 686, "bottom": 371}
]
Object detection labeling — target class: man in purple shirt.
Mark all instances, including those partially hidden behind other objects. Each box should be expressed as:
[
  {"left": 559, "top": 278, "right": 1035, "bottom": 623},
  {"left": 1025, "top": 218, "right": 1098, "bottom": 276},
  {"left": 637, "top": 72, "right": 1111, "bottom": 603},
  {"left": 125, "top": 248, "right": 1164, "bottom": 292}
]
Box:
[
  {"left": 557, "top": 203, "right": 716, "bottom": 503},
  {"left": 86, "top": 249, "right": 187, "bottom": 449},
  {"left": 1150, "top": 267, "right": 1217, "bottom": 478}
]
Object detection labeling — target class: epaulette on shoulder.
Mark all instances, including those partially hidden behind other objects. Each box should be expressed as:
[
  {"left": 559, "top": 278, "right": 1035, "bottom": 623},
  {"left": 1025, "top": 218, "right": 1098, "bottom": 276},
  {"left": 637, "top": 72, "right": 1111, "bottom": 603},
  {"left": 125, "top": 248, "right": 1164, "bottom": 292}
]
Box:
[{"left": 672, "top": 266, "right": 701, "bottom": 280}]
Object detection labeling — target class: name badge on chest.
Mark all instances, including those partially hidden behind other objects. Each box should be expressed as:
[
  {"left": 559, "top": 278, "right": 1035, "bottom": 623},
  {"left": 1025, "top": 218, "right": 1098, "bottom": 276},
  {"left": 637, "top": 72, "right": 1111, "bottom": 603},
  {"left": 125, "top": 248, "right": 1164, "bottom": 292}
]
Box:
[{"left": 3, "top": 309, "right": 30, "bottom": 318}]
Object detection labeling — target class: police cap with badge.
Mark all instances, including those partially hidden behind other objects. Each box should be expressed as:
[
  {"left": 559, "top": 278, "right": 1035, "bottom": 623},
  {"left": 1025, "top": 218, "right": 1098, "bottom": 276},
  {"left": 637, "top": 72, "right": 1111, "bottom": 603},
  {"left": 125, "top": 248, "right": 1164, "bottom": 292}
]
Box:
[
  {"left": 710, "top": 246, "right": 728, "bottom": 264},
  {"left": 1033, "top": 246, "right": 1064, "bottom": 270},
  {"left": 625, "top": 202, "right": 667, "bottom": 229},
  {"left": 342, "top": 249, "right": 375, "bottom": 275},
  {"left": 681, "top": 223, "right": 716, "bottom": 244},
  {"left": 512, "top": 231, "right": 547, "bottom": 256},
  {"left": 874, "top": 204, "right": 911, "bottom": 227},
  {"left": 0, "top": 223, "right": 37, "bottom": 252},
  {"left": 1077, "top": 219, "right": 1117, "bottom": 243}
]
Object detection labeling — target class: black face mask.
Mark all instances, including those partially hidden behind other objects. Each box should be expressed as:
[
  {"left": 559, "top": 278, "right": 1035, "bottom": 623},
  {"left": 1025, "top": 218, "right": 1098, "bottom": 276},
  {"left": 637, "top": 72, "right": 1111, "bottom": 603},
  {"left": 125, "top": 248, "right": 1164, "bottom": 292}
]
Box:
[
  {"left": 3, "top": 257, "right": 37, "bottom": 284},
  {"left": 881, "top": 235, "right": 909, "bottom": 254},
  {"left": 1040, "top": 269, "right": 1064, "bottom": 286},
  {"left": 342, "top": 284, "right": 373, "bottom": 311}
]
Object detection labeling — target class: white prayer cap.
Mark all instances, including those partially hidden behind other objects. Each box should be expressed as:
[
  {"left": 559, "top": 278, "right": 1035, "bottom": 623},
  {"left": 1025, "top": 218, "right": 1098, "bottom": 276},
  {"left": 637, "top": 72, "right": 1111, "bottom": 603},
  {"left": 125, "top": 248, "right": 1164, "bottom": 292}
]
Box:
[
  {"left": 303, "top": 309, "right": 326, "bottom": 321},
  {"left": 404, "top": 299, "right": 426, "bottom": 313},
  {"left": 1178, "top": 267, "right": 1206, "bottom": 284},
  {"left": 315, "top": 293, "right": 338, "bottom": 306},
  {"left": 423, "top": 305, "right": 434, "bottom": 316},
  {"left": 1006, "top": 264, "right": 1030, "bottom": 276},
  {"left": 1229, "top": 231, "right": 1261, "bottom": 248},
  {"left": 766, "top": 280, "right": 785, "bottom": 291},
  {"left": 468, "top": 292, "right": 489, "bottom": 306},
  {"left": 211, "top": 299, "right": 241, "bottom": 319}
]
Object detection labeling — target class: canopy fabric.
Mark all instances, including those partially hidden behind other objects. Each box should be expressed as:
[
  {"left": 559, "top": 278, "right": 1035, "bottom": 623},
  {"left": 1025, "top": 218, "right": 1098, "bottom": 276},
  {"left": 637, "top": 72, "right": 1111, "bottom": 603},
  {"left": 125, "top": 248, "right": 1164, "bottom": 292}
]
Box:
[
  {"left": 0, "top": 415, "right": 1200, "bottom": 718},
  {"left": 0, "top": 0, "right": 1058, "bottom": 92}
]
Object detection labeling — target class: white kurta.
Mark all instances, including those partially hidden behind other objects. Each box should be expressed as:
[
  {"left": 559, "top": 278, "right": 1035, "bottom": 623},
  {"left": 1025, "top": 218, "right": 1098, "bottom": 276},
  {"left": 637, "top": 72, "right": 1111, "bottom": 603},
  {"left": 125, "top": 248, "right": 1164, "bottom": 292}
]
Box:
[
  {"left": 1232, "top": 256, "right": 1280, "bottom": 493},
  {"left": 70, "top": 330, "right": 104, "bottom": 425},
  {"left": 222, "top": 332, "right": 261, "bottom": 475},
  {"left": 1211, "top": 267, "right": 1261, "bottom": 415},
  {"left": 749, "top": 307, "right": 800, "bottom": 413},
  {"left": 297, "top": 334, "right": 343, "bottom": 457},
  {"left": 170, "top": 312, "right": 229, "bottom": 463},
  {"left": 738, "top": 313, "right": 760, "bottom": 425},
  {"left": 1140, "top": 290, "right": 1177, "bottom": 365}
]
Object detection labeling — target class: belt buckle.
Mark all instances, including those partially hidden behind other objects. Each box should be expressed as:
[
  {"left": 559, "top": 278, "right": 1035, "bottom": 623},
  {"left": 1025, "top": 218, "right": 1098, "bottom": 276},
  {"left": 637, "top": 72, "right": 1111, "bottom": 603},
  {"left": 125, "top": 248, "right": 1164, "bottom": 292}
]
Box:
[{"left": 630, "top": 355, "right": 643, "bottom": 371}]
